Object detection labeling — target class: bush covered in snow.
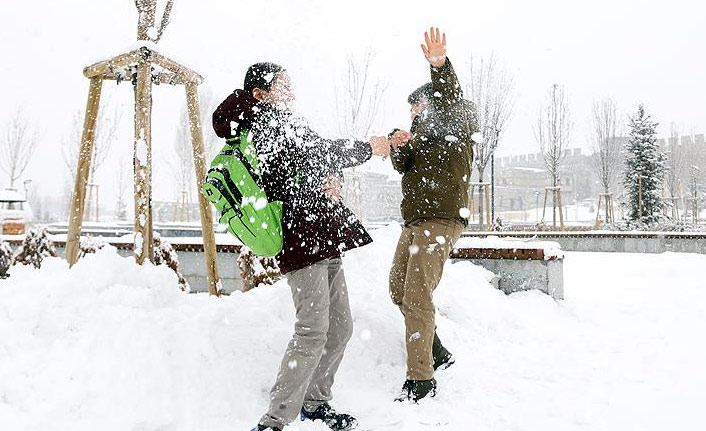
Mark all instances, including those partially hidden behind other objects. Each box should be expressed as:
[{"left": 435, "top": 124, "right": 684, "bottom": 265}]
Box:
[
  {"left": 78, "top": 236, "right": 109, "bottom": 259},
  {"left": 237, "top": 246, "right": 280, "bottom": 291},
  {"left": 12, "top": 227, "right": 57, "bottom": 269},
  {"left": 0, "top": 241, "right": 13, "bottom": 279},
  {"left": 153, "top": 234, "right": 189, "bottom": 292}
]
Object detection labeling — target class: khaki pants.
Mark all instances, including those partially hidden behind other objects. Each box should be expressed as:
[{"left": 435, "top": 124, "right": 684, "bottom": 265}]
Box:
[
  {"left": 260, "top": 258, "right": 353, "bottom": 430},
  {"left": 389, "top": 218, "right": 464, "bottom": 380}
]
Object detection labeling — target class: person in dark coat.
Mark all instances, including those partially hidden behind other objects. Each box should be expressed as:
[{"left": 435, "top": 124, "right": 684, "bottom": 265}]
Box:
[{"left": 213, "top": 62, "right": 390, "bottom": 431}]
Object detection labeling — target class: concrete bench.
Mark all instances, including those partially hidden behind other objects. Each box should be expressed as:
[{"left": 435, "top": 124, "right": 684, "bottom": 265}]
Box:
[{"left": 450, "top": 236, "right": 564, "bottom": 300}]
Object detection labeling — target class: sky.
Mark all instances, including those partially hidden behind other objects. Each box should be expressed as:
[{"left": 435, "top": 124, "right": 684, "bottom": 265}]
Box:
[{"left": 0, "top": 0, "right": 704, "bottom": 204}]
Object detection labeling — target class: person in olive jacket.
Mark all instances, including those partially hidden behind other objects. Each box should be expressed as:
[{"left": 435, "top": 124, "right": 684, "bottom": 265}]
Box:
[
  {"left": 387, "top": 28, "right": 477, "bottom": 402},
  {"left": 213, "top": 63, "right": 390, "bottom": 431}
]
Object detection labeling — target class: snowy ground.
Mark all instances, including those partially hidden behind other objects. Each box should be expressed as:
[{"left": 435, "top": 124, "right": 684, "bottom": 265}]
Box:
[{"left": 1, "top": 225, "right": 705, "bottom": 431}]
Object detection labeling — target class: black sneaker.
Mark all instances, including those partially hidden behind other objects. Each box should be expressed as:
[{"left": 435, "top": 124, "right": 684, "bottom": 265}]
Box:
[
  {"left": 301, "top": 403, "right": 358, "bottom": 431},
  {"left": 251, "top": 425, "right": 281, "bottom": 431},
  {"left": 433, "top": 332, "right": 455, "bottom": 371},
  {"left": 394, "top": 378, "right": 437, "bottom": 402}
]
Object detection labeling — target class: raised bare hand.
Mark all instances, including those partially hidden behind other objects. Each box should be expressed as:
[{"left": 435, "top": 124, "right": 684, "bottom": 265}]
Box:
[{"left": 421, "top": 27, "right": 447, "bottom": 68}]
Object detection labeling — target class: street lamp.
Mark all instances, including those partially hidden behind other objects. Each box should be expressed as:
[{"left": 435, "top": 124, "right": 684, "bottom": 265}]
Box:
[
  {"left": 22, "top": 179, "right": 32, "bottom": 199},
  {"left": 491, "top": 127, "right": 500, "bottom": 224},
  {"left": 534, "top": 191, "right": 540, "bottom": 222}
]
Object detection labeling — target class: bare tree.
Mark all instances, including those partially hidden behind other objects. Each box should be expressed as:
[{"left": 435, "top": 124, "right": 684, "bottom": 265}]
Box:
[
  {"left": 664, "top": 123, "right": 686, "bottom": 218},
  {"left": 62, "top": 103, "right": 121, "bottom": 221},
  {"left": 466, "top": 55, "right": 514, "bottom": 224},
  {"left": 682, "top": 128, "right": 703, "bottom": 222},
  {"left": 168, "top": 88, "right": 217, "bottom": 222},
  {"left": 335, "top": 50, "right": 387, "bottom": 222},
  {"left": 336, "top": 50, "right": 387, "bottom": 140},
  {"left": 114, "top": 156, "right": 130, "bottom": 221},
  {"left": 169, "top": 111, "right": 195, "bottom": 222},
  {"left": 535, "top": 83, "right": 572, "bottom": 225},
  {"left": 0, "top": 109, "right": 39, "bottom": 189},
  {"left": 590, "top": 98, "right": 622, "bottom": 194}
]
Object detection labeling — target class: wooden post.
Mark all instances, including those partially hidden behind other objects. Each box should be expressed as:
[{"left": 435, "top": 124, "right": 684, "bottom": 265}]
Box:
[
  {"left": 185, "top": 82, "right": 221, "bottom": 296},
  {"left": 552, "top": 187, "right": 557, "bottom": 227},
  {"left": 556, "top": 188, "right": 565, "bottom": 229},
  {"left": 484, "top": 184, "right": 491, "bottom": 228},
  {"left": 595, "top": 194, "right": 602, "bottom": 226},
  {"left": 596, "top": 193, "right": 615, "bottom": 226},
  {"left": 606, "top": 194, "right": 614, "bottom": 224},
  {"left": 133, "top": 60, "right": 154, "bottom": 264},
  {"left": 66, "top": 77, "right": 103, "bottom": 267},
  {"left": 542, "top": 188, "right": 549, "bottom": 222}
]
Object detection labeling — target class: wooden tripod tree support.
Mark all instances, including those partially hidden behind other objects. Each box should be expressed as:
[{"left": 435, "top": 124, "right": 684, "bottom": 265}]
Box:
[
  {"left": 173, "top": 190, "right": 190, "bottom": 222},
  {"left": 663, "top": 196, "right": 680, "bottom": 220},
  {"left": 470, "top": 182, "right": 492, "bottom": 229},
  {"left": 65, "top": 44, "right": 222, "bottom": 296},
  {"left": 687, "top": 197, "right": 699, "bottom": 224},
  {"left": 542, "top": 186, "right": 564, "bottom": 229},
  {"left": 595, "top": 193, "right": 615, "bottom": 226}
]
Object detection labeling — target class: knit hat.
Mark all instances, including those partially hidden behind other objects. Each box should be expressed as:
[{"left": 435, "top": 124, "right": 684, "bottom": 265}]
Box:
[
  {"left": 244, "top": 62, "right": 286, "bottom": 94},
  {"left": 408, "top": 83, "right": 433, "bottom": 104}
]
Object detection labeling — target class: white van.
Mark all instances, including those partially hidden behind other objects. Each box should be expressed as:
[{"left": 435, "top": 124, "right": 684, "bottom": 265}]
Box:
[{"left": 0, "top": 189, "right": 32, "bottom": 235}]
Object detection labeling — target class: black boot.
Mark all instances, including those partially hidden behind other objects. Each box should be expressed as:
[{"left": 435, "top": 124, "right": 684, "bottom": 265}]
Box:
[
  {"left": 394, "top": 378, "right": 437, "bottom": 402},
  {"left": 250, "top": 425, "right": 281, "bottom": 431},
  {"left": 301, "top": 402, "right": 358, "bottom": 431},
  {"left": 432, "top": 332, "right": 455, "bottom": 371}
]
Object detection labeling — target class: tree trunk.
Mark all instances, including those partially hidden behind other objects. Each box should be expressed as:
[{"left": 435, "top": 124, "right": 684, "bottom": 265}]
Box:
[
  {"left": 552, "top": 173, "right": 558, "bottom": 227},
  {"left": 477, "top": 168, "right": 485, "bottom": 227}
]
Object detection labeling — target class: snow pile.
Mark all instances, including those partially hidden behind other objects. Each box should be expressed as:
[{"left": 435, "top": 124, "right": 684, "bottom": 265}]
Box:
[
  {"left": 1, "top": 226, "right": 705, "bottom": 431},
  {"left": 455, "top": 235, "right": 565, "bottom": 259}
]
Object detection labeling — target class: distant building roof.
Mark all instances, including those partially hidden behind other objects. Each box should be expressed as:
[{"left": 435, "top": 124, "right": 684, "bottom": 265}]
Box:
[
  {"left": 511, "top": 167, "right": 546, "bottom": 173},
  {"left": 0, "top": 189, "right": 26, "bottom": 202}
]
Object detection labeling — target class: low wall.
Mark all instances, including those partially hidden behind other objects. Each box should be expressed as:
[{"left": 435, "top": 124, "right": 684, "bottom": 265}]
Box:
[
  {"left": 22, "top": 228, "right": 698, "bottom": 296},
  {"left": 461, "top": 231, "right": 706, "bottom": 254},
  {"left": 455, "top": 258, "right": 564, "bottom": 300},
  {"left": 5, "top": 240, "right": 245, "bottom": 294}
]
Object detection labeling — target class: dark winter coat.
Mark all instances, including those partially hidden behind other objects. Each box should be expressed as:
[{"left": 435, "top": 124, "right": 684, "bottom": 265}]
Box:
[
  {"left": 213, "top": 90, "right": 373, "bottom": 274},
  {"left": 390, "top": 59, "right": 476, "bottom": 226}
]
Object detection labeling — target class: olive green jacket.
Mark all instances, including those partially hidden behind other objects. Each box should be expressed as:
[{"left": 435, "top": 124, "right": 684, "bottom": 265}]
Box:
[{"left": 391, "top": 59, "right": 476, "bottom": 226}]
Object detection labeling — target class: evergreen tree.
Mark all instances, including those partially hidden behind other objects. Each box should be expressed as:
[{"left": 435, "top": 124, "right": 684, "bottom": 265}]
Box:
[{"left": 622, "top": 104, "right": 666, "bottom": 223}]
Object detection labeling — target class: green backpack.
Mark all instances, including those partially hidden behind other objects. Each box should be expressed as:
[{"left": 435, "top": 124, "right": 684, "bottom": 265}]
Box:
[{"left": 202, "top": 129, "right": 283, "bottom": 257}]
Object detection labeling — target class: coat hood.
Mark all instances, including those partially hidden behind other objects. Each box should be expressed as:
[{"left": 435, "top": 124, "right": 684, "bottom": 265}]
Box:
[{"left": 212, "top": 89, "right": 259, "bottom": 139}]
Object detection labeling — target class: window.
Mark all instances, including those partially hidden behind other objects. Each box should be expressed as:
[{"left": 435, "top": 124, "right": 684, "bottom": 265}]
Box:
[{"left": 1, "top": 201, "right": 23, "bottom": 210}]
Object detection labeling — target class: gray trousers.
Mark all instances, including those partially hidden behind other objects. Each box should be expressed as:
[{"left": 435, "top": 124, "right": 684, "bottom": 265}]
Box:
[{"left": 260, "top": 258, "right": 354, "bottom": 429}]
